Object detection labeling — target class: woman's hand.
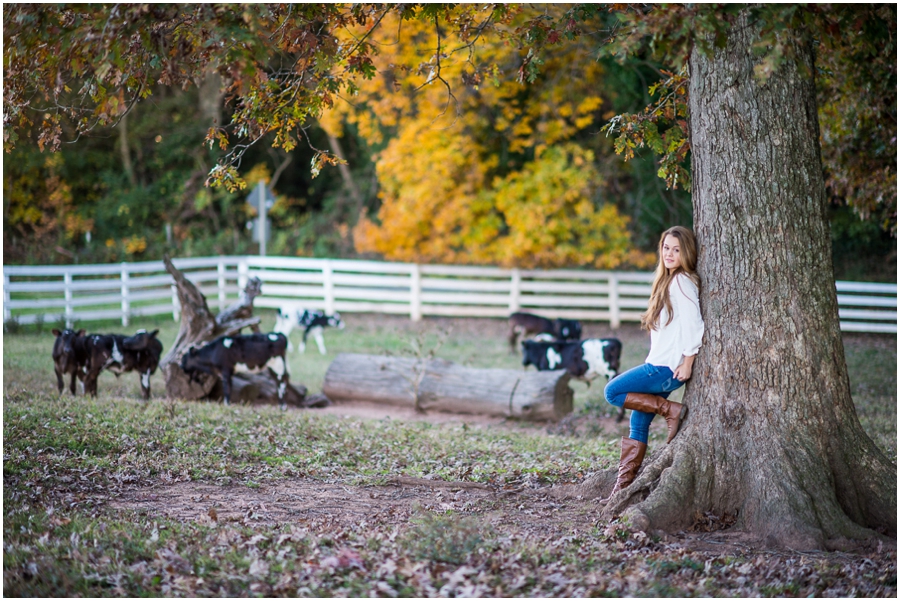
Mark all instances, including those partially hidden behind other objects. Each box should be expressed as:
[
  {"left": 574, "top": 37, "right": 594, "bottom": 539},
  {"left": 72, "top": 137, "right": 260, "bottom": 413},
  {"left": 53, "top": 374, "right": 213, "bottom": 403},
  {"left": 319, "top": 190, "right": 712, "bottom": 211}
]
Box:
[{"left": 674, "top": 355, "right": 696, "bottom": 382}]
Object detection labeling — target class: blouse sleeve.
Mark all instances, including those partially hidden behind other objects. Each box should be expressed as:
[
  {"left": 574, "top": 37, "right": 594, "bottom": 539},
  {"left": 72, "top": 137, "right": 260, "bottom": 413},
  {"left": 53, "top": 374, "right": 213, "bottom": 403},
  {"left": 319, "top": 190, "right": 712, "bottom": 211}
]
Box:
[{"left": 673, "top": 274, "right": 704, "bottom": 357}]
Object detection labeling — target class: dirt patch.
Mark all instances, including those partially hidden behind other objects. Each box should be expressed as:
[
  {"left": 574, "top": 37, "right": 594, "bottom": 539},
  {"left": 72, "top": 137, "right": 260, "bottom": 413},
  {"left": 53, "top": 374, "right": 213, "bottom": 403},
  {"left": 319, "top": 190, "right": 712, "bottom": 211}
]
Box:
[
  {"left": 110, "top": 476, "right": 603, "bottom": 540},
  {"left": 111, "top": 383, "right": 638, "bottom": 544},
  {"left": 111, "top": 471, "right": 777, "bottom": 557}
]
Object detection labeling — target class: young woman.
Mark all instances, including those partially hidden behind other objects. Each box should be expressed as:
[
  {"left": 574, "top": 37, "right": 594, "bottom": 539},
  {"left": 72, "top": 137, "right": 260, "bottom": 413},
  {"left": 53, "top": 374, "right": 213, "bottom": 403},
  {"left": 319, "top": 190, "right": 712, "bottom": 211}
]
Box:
[{"left": 599, "top": 225, "right": 704, "bottom": 505}]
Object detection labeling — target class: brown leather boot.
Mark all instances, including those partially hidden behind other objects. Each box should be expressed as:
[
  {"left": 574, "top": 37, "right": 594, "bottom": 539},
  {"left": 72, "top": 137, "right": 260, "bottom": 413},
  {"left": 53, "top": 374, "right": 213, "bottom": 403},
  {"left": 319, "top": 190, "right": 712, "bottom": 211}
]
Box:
[
  {"left": 598, "top": 437, "right": 647, "bottom": 507},
  {"left": 624, "top": 392, "right": 688, "bottom": 444}
]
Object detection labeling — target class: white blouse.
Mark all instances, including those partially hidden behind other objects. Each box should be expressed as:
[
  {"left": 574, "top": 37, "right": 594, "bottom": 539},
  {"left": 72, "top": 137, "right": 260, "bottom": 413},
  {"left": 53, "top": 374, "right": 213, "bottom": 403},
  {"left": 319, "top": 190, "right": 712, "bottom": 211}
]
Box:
[{"left": 645, "top": 273, "right": 704, "bottom": 371}]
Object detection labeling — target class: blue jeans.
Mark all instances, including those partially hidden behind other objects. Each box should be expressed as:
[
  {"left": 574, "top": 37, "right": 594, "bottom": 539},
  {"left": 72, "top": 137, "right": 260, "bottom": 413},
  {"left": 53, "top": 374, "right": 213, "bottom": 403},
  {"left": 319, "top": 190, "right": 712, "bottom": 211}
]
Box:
[{"left": 604, "top": 363, "right": 684, "bottom": 444}]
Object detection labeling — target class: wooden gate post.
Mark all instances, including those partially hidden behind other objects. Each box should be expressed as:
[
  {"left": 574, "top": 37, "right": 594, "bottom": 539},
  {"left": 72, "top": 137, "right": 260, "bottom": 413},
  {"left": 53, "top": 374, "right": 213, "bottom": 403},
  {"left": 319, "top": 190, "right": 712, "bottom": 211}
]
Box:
[{"left": 609, "top": 273, "right": 620, "bottom": 329}]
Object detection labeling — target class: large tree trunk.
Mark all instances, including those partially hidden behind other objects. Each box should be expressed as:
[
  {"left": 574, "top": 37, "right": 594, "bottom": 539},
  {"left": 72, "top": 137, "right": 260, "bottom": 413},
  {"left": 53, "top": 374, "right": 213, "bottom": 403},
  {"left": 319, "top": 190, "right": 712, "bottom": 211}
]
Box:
[
  {"left": 590, "top": 12, "right": 895, "bottom": 550},
  {"left": 323, "top": 353, "right": 574, "bottom": 420}
]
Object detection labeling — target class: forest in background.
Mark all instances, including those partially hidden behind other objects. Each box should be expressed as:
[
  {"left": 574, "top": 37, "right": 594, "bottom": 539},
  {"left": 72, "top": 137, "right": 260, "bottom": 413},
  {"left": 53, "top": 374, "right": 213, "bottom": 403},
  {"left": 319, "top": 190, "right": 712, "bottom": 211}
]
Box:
[{"left": 3, "top": 5, "right": 895, "bottom": 281}]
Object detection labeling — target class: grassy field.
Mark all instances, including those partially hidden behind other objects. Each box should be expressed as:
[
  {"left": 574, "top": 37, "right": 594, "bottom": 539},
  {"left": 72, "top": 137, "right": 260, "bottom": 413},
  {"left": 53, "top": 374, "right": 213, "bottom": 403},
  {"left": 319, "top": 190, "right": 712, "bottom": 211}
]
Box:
[{"left": 3, "top": 313, "right": 896, "bottom": 596}]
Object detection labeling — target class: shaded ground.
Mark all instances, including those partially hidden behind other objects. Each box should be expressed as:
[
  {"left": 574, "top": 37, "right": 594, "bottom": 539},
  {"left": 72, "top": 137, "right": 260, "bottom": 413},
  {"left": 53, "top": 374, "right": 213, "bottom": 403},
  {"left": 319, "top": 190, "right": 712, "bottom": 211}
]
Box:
[
  {"left": 109, "top": 321, "right": 894, "bottom": 559},
  {"left": 111, "top": 477, "right": 592, "bottom": 539},
  {"left": 110, "top": 469, "right": 887, "bottom": 559}
]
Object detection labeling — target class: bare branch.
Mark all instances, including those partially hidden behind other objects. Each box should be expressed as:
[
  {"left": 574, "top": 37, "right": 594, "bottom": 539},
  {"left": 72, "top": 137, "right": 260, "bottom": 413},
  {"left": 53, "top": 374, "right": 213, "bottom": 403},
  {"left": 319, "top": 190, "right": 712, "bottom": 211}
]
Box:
[
  {"left": 342, "top": 6, "right": 392, "bottom": 61},
  {"left": 268, "top": 150, "right": 293, "bottom": 189},
  {"left": 412, "top": 14, "right": 462, "bottom": 131}
]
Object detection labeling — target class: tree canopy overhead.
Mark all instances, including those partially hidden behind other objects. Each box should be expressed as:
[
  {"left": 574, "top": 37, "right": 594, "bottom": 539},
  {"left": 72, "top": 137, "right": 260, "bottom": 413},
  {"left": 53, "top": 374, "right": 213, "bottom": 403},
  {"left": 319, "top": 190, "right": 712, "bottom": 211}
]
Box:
[
  {"left": 4, "top": 3, "right": 894, "bottom": 274},
  {"left": 6, "top": 4, "right": 547, "bottom": 189},
  {"left": 5, "top": 3, "right": 358, "bottom": 188},
  {"left": 596, "top": 3, "right": 897, "bottom": 234},
  {"left": 5, "top": 4, "right": 893, "bottom": 234}
]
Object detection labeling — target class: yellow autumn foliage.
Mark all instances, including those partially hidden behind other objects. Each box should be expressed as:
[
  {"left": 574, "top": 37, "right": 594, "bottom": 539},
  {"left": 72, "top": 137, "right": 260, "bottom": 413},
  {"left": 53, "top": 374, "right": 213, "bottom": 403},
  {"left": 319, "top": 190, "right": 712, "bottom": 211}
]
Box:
[
  {"left": 354, "top": 120, "right": 496, "bottom": 263},
  {"left": 330, "top": 7, "right": 652, "bottom": 268},
  {"left": 357, "top": 143, "right": 644, "bottom": 268},
  {"left": 3, "top": 153, "right": 94, "bottom": 245},
  {"left": 123, "top": 235, "right": 147, "bottom": 255},
  {"left": 488, "top": 145, "right": 635, "bottom": 269}
]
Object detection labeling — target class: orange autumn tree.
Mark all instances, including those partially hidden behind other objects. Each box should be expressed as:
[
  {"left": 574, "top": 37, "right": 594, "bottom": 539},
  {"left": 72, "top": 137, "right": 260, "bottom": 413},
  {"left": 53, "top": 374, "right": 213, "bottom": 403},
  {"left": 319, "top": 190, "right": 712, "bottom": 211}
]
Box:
[
  {"left": 322, "top": 7, "right": 653, "bottom": 268},
  {"left": 3, "top": 153, "right": 94, "bottom": 263}
]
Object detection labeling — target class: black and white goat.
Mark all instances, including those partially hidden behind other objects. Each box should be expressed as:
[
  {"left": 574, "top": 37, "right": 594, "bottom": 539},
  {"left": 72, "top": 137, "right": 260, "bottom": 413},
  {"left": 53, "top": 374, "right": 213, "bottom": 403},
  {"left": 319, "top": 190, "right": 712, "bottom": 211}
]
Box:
[
  {"left": 507, "top": 311, "right": 582, "bottom": 353},
  {"left": 521, "top": 338, "right": 622, "bottom": 383},
  {"left": 83, "top": 329, "right": 163, "bottom": 399},
  {"left": 274, "top": 307, "right": 344, "bottom": 354},
  {"left": 180, "top": 332, "right": 290, "bottom": 408}
]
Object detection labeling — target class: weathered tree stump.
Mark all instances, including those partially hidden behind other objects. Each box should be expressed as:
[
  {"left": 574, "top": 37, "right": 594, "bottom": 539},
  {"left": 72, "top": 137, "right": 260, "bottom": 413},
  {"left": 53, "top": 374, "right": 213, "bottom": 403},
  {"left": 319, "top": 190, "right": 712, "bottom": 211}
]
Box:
[
  {"left": 322, "top": 353, "right": 574, "bottom": 421},
  {"left": 159, "top": 256, "right": 309, "bottom": 406},
  {"left": 216, "top": 276, "right": 262, "bottom": 333}
]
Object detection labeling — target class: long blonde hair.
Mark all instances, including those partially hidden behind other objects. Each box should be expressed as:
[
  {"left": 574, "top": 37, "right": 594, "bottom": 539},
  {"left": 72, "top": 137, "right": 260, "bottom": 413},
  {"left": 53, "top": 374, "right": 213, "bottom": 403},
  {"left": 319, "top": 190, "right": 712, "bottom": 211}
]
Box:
[{"left": 641, "top": 226, "right": 700, "bottom": 331}]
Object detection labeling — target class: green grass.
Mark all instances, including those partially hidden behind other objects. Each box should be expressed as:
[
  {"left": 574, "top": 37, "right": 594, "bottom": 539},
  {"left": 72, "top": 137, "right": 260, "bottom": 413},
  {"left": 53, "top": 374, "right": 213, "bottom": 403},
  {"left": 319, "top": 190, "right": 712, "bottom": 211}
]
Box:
[
  {"left": 3, "top": 315, "right": 897, "bottom": 596},
  {"left": 4, "top": 392, "right": 609, "bottom": 488},
  {"left": 7, "top": 309, "right": 649, "bottom": 417},
  {"left": 842, "top": 334, "right": 898, "bottom": 462}
]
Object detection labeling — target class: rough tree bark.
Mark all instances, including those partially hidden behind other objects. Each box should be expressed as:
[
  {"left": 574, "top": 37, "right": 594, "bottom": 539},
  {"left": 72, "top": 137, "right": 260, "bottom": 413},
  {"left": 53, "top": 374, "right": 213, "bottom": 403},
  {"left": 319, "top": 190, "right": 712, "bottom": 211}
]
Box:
[
  {"left": 585, "top": 12, "right": 896, "bottom": 551},
  {"left": 158, "top": 256, "right": 310, "bottom": 407}
]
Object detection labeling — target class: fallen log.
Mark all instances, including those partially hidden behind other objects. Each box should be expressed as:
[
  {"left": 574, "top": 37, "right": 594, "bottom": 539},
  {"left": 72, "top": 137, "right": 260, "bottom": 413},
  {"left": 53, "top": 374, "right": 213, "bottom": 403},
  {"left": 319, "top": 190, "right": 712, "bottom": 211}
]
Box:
[{"left": 322, "top": 353, "right": 573, "bottom": 421}]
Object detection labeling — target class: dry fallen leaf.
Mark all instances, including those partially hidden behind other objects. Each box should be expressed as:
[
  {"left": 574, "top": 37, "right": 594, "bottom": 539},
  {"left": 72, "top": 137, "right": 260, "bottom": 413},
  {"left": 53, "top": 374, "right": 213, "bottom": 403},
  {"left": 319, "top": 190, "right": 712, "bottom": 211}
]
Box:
[
  {"left": 321, "top": 547, "right": 365, "bottom": 571},
  {"left": 249, "top": 558, "right": 269, "bottom": 578}
]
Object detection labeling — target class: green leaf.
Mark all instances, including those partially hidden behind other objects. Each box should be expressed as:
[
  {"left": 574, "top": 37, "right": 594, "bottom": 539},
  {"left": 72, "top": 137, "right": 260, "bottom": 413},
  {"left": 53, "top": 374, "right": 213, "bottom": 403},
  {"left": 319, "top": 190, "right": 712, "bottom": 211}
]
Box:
[{"left": 644, "top": 122, "right": 665, "bottom": 154}]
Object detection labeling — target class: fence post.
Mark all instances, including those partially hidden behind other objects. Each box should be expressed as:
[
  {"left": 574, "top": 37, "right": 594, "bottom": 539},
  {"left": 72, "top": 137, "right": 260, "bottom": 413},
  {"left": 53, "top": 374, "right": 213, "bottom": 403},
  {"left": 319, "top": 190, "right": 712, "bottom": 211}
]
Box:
[
  {"left": 323, "top": 260, "right": 335, "bottom": 315},
  {"left": 120, "top": 263, "right": 130, "bottom": 327},
  {"left": 609, "top": 273, "right": 620, "bottom": 329},
  {"left": 64, "top": 272, "right": 74, "bottom": 328},
  {"left": 218, "top": 259, "right": 227, "bottom": 312},
  {"left": 410, "top": 264, "right": 422, "bottom": 322},
  {"left": 3, "top": 272, "right": 11, "bottom": 323},
  {"left": 238, "top": 259, "right": 249, "bottom": 292},
  {"left": 171, "top": 283, "right": 181, "bottom": 322},
  {"left": 509, "top": 268, "right": 521, "bottom": 314},
  {"left": 170, "top": 261, "right": 180, "bottom": 322}
]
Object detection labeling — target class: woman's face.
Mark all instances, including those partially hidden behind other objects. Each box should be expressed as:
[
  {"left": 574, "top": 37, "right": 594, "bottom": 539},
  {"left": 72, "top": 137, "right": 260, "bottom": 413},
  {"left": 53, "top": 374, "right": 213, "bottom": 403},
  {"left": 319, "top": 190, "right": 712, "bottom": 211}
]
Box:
[{"left": 662, "top": 234, "right": 682, "bottom": 273}]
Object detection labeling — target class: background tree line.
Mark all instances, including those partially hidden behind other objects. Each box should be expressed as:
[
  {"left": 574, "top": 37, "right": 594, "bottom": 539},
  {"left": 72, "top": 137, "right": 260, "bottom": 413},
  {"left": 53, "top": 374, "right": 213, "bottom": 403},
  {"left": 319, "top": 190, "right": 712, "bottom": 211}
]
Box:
[{"left": 3, "top": 4, "right": 894, "bottom": 281}]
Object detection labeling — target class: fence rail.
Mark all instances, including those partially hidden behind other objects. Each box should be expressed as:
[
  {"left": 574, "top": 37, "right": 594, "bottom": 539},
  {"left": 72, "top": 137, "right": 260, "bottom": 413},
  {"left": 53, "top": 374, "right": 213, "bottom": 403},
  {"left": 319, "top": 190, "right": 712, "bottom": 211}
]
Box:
[{"left": 3, "top": 256, "right": 896, "bottom": 333}]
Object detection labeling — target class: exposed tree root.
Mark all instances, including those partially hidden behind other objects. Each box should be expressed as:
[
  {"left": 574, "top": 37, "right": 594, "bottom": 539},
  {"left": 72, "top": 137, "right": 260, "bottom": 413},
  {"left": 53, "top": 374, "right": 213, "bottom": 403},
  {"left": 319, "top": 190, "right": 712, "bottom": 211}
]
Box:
[
  {"left": 816, "top": 509, "right": 895, "bottom": 553},
  {"left": 562, "top": 470, "right": 616, "bottom": 501},
  {"left": 602, "top": 440, "right": 684, "bottom": 522},
  {"left": 585, "top": 431, "right": 894, "bottom": 552}
]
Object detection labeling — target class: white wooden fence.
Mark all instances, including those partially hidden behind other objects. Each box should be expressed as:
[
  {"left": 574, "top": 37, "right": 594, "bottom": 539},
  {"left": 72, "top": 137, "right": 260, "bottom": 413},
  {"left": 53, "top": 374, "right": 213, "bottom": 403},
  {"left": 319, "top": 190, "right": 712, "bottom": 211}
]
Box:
[{"left": 3, "top": 256, "right": 897, "bottom": 333}]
